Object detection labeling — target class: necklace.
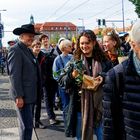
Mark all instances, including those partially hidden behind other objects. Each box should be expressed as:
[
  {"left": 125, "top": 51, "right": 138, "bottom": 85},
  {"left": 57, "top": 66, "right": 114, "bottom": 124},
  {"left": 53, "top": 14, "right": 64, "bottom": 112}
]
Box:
[{"left": 89, "top": 65, "right": 92, "bottom": 70}]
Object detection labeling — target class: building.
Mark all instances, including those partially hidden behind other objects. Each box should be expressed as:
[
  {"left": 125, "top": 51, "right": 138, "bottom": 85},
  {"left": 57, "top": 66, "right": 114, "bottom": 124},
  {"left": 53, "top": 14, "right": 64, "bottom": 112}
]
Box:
[{"left": 35, "top": 22, "right": 77, "bottom": 44}]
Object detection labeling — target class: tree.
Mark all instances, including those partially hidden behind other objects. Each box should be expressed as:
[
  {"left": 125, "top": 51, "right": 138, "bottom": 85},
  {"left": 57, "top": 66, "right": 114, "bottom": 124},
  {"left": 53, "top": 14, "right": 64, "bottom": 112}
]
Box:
[{"left": 129, "top": 0, "right": 140, "bottom": 18}]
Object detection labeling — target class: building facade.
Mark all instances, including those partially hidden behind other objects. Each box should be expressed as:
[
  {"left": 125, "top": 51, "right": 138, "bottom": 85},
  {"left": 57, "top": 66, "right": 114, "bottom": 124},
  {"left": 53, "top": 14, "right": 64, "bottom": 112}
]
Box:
[{"left": 35, "top": 22, "right": 77, "bottom": 44}]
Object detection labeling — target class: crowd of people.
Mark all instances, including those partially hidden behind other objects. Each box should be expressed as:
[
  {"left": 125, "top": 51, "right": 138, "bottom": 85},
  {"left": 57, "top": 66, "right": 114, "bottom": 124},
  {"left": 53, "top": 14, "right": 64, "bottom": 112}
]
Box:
[{"left": 5, "top": 20, "right": 140, "bottom": 140}]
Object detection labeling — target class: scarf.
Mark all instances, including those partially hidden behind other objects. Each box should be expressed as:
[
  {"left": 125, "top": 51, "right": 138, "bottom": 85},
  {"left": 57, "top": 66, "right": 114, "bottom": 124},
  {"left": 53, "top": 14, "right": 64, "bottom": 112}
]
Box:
[
  {"left": 81, "top": 56, "right": 102, "bottom": 140},
  {"left": 107, "top": 51, "right": 118, "bottom": 63}
]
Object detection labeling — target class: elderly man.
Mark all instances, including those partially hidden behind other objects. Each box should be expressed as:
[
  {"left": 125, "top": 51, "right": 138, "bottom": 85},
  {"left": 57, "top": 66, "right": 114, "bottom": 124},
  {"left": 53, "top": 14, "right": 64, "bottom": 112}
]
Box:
[
  {"left": 7, "top": 24, "right": 40, "bottom": 140},
  {"left": 103, "top": 21, "right": 140, "bottom": 140}
]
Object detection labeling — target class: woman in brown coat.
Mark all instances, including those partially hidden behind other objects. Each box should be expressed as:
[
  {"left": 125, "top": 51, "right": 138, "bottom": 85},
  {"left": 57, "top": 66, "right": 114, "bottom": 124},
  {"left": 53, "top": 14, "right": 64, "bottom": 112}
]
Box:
[{"left": 59, "top": 30, "right": 112, "bottom": 140}]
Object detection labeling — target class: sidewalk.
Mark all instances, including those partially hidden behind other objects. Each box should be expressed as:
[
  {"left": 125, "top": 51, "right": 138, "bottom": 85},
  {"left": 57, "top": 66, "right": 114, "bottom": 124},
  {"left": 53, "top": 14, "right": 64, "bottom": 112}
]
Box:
[
  {"left": 0, "top": 75, "right": 19, "bottom": 140},
  {"left": 0, "top": 74, "right": 74, "bottom": 140},
  {"left": 0, "top": 75, "right": 97, "bottom": 140},
  {"left": 35, "top": 105, "right": 74, "bottom": 140}
]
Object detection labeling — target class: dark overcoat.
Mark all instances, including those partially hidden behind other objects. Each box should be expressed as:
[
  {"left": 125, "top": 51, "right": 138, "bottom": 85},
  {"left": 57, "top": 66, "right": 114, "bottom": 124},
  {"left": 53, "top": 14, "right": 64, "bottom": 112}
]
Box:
[{"left": 8, "top": 41, "right": 39, "bottom": 104}]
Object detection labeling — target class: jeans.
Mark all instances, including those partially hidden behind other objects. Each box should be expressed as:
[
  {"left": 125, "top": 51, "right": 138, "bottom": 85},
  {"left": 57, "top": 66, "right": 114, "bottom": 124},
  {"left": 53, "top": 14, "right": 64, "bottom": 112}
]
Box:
[
  {"left": 16, "top": 104, "right": 34, "bottom": 140},
  {"left": 75, "top": 112, "right": 82, "bottom": 140},
  {"left": 94, "top": 122, "right": 103, "bottom": 140},
  {"left": 74, "top": 112, "right": 103, "bottom": 140},
  {"left": 59, "top": 87, "right": 70, "bottom": 110}
]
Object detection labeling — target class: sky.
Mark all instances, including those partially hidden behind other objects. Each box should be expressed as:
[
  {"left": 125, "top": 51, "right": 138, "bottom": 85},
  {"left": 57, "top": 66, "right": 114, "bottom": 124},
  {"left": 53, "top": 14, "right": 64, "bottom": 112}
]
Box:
[{"left": 0, "top": 0, "right": 138, "bottom": 46}]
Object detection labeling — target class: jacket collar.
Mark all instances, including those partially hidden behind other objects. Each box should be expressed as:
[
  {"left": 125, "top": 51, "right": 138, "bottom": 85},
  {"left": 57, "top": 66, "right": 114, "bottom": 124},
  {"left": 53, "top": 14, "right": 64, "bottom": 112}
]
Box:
[
  {"left": 17, "top": 41, "right": 37, "bottom": 65},
  {"left": 125, "top": 51, "right": 137, "bottom": 75}
]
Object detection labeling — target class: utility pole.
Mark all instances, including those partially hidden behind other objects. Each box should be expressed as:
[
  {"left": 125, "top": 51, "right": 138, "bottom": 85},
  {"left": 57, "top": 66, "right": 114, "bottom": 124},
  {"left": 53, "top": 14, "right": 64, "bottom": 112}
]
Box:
[
  {"left": 122, "top": 0, "right": 125, "bottom": 32},
  {"left": 78, "top": 18, "right": 85, "bottom": 31}
]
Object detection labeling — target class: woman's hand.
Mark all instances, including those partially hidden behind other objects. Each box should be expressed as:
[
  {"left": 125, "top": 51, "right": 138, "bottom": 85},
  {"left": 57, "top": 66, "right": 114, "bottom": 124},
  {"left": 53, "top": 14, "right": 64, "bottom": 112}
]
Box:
[
  {"left": 94, "top": 76, "right": 103, "bottom": 84},
  {"left": 72, "top": 69, "right": 79, "bottom": 78}
]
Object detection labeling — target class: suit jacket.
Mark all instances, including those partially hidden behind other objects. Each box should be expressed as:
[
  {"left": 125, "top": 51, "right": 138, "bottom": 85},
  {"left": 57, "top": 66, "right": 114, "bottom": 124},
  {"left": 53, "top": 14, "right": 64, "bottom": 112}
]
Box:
[{"left": 8, "top": 41, "right": 39, "bottom": 104}]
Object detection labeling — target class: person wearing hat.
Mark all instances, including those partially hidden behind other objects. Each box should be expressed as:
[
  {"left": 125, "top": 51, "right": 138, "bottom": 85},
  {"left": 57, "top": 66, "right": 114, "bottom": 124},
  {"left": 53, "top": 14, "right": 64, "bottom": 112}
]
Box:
[
  {"left": 7, "top": 40, "right": 16, "bottom": 47},
  {"left": 7, "top": 24, "right": 41, "bottom": 140},
  {"left": 103, "top": 20, "right": 140, "bottom": 140}
]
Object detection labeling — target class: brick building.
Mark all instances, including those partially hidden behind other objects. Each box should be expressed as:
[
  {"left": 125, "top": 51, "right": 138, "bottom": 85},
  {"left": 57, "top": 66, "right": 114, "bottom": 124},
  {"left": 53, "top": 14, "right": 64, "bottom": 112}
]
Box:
[{"left": 35, "top": 22, "right": 77, "bottom": 43}]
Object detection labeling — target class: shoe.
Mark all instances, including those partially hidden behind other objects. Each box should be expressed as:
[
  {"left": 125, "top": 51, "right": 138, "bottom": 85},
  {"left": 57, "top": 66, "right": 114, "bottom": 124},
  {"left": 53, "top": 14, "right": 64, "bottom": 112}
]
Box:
[
  {"left": 49, "top": 119, "right": 57, "bottom": 125},
  {"left": 35, "top": 121, "right": 39, "bottom": 128},
  {"left": 54, "top": 105, "right": 59, "bottom": 110},
  {"left": 35, "top": 121, "right": 46, "bottom": 129},
  {"left": 55, "top": 97, "right": 60, "bottom": 102}
]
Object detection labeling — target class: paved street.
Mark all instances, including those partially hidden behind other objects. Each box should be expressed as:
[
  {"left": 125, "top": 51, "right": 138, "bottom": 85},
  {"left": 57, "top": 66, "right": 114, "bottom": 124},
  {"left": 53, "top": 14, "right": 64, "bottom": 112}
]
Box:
[
  {"left": 35, "top": 106, "right": 74, "bottom": 140},
  {"left": 0, "top": 74, "right": 19, "bottom": 140},
  {"left": 0, "top": 74, "right": 74, "bottom": 140},
  {"left": 0, "top": 74, "right": 98, "bottom": 140}
]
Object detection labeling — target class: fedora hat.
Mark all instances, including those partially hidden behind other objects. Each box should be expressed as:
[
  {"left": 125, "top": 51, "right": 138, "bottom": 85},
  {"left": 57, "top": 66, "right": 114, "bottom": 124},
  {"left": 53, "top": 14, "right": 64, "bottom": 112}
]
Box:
[{"left": 13, "top": 24, "right": 40, "bottom": 35}]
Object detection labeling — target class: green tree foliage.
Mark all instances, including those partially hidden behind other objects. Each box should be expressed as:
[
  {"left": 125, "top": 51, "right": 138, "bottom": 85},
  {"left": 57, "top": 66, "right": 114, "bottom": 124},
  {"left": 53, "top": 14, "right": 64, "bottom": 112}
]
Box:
[{"left": 129, "top": 0, "right": 140, "bottom": 17}]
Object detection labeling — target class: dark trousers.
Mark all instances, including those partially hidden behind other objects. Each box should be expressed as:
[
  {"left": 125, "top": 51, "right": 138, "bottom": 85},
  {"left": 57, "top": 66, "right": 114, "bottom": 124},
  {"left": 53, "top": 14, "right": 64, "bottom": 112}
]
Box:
[
  {"left": 34, "top": 93, "right": 42, "bottom": 122},
  {"left": 16, "top": 104, "right": 34, "bottom": 140},
  {"left": 43, "top": 83, "right": 57, "bottom": 119}
]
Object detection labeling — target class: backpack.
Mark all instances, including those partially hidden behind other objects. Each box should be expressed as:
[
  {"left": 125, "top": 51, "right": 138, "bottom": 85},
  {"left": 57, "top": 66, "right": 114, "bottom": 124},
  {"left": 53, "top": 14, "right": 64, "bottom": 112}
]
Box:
[
  {"left": 40, "top": 49, "right": 56, "bottom": 66},
  {"left": 39, "top": 49, "right": 57, "bottom": 81}
]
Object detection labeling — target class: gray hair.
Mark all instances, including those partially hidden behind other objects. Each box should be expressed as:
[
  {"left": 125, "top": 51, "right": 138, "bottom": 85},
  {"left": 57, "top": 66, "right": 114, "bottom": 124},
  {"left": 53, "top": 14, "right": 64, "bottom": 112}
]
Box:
[
  {"left": 59, "top": 39, "right": 72, "bottom": 51},
  {"left": 130, "top": 20, "right": 140, "bottom": 43}
]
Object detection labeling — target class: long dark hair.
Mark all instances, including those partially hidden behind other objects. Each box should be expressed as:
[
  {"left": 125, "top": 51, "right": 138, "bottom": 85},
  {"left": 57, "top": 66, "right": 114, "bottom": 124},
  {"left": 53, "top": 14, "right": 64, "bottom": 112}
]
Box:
[{"left": 74, "top": 30, "right": 107, "bottom": 62}]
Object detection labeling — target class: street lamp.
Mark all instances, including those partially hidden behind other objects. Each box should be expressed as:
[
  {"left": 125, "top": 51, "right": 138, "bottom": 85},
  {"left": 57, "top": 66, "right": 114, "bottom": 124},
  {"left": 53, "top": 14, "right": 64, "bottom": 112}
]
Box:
[
  {"left": 0, "top": 9, "right": 7, "bottom": 22},
  {"left": 121, "top": 0, "right": 125, "bottom": 32},
  {"left": 78, "top": 18, "right": 85, "bottom": 30},
  {"left": 0, "top": 9, "right": 7, "bottom": 11}
]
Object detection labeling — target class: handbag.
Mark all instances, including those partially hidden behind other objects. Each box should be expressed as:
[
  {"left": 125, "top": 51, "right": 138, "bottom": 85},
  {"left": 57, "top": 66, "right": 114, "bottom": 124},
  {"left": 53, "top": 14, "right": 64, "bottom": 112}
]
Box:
[
  {"left": 63, "top": 92, "right": 77, "bottom": 137},
  {"left": 82, "top": 74, "right": 103, "bottom": 91}
]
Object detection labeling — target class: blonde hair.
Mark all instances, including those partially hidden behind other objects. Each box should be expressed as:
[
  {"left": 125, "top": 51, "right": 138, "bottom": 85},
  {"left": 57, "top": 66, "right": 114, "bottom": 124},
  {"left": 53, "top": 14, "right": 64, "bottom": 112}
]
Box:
[{"left": 59, "top": 39, "right": 72, "bottom": 51}]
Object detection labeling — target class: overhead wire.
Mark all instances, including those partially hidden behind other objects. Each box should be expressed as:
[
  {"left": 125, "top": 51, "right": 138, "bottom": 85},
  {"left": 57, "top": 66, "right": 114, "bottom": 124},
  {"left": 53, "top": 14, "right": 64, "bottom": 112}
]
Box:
[
  {"left": 83, "top": 2, "right": 122, "bottom": 27},
  {"left": 46, "top": 0, "right": 70, "bottom": 20},
  {"left": 104, "top": 10, "right": 122, "bottom": 19},
  {"left": 86, "top": 2, "right": 121, "bottom": 19},
  {"left": 86, "top": 5, "right": 132, "bottom": 28},
  {"left": 104, "top": 4, "right": 134, "bottom": 19},
  {"left": 44, "top": 0, "right": 133, "bottom": 28},
  {"left": 55, "top": 0, "right": 90, "bottom": 20}
]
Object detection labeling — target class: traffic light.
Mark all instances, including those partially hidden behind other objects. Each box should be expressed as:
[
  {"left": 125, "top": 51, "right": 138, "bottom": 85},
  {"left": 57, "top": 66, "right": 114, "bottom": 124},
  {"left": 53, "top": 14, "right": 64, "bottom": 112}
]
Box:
[
  {"left": 102, "top": 19, "right": 106, "bottom": 26},
  {"left": 98, "top": 19, "right": 101, "bottom": 26},
  {"left": 97, "top": 19, "right": 106, "bottom": 26}
]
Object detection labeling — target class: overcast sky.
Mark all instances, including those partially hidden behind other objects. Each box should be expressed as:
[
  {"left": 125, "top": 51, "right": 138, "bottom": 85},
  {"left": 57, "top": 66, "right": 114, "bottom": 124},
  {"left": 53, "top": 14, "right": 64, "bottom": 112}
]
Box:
[{"left": 0, "top": 0, "right": 138, "bottom": 46}]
